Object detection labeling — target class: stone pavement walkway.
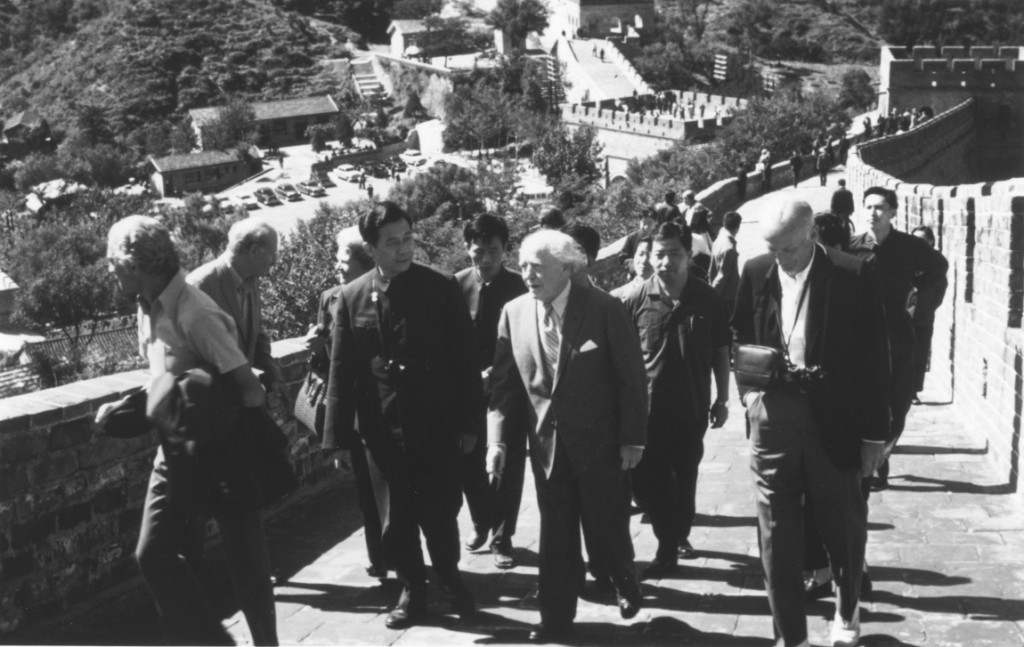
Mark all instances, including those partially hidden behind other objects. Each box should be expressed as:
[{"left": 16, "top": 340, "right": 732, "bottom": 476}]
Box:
[{"left": 20, "top": 170, "right": 1024, "bottom": 647}]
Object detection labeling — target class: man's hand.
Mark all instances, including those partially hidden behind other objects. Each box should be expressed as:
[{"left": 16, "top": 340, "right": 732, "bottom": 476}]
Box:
[
  {"left": 303, "top": 324, "right": 328, "bottom": 352},
  {"left": 333, "top": 449, "right": 353, "bottom": 472},
  {"left": 620, "top": 445, "right": 644, "bottom": 470},
  {"left": 710, "top": 401, "right": 729, "bottom": 428},
  {"left": 460, "top": 433, "right": 478, "bottom": 455},
  {"left": 860, "top": 442, "right": 887, "bottom": 479},
  {"left": 486, "top": 444, "right": 507, "bottom": 478},
  {"left": 94, "top": 399, "right": 122, "bottom": 430}
]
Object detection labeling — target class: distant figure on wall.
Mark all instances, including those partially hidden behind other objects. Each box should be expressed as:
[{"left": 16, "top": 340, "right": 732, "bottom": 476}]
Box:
[
  {"left": 758, "top": 148, "right": 772, "bottom": 192},
  {"left": 789, "top": 150, "right": 803, "bottom": 188}
]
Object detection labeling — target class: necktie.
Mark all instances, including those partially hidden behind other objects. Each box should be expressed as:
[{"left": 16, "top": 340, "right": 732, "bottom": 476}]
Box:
[{"left": 541, "top": 303, "right": 560, "bottom": 387}]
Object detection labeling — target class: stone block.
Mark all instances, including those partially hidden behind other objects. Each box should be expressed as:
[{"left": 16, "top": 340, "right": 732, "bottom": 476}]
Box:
[
  {"left": 0, "top": 434, "right": 49, "bottom": 466},
  {"left": 0, "top": 553, "right": 35, "bottom": 580},
  {"left": 92, "top": 486, "right": 127, "bottom": 515},
  {"left": 76, "top": 437, "right": 126, "bottom": 470},
  {"left": 11, "top": 513, "right": 56, "bottom": 551},
  {"left": 0, "top": 464, "right": 31, "bottom": 499},
  {"left": 21, "top": 389, "right": 92, "bottom": 422},
  {"left": 30, "top": 451, "right": 79, "bottom": 485},
  {"left": 48, "top": 419, "right": 94, "bottom": 451},
  {"left": 57, "top": 503, "right": 92, "bottom": 530}
]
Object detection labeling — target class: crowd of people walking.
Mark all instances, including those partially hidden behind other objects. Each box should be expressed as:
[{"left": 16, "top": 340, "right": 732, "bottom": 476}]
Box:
[{"left": 94, "top": 170, "right": 948, "bottom": 647}]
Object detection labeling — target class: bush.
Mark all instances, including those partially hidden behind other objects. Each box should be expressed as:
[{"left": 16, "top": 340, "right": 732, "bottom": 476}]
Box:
[{"left": 261, "top": 200, "right": 366, "bottom": 341}]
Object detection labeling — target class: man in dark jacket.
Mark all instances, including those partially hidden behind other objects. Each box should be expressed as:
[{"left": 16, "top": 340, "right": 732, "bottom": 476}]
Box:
[
  {"left": 455, "top": 213, "right": 528, "bottom": 569},
  {"left": 324, "top": 202, "right": 483, "bottom": 629},
  {"left": 732, "top": 200, "right": 890, "bottom": 647},
  {"left": 847, "top": 186, "right": 948, "bottom": 488},
  {"left": 830, "top": 180, "right": 856, "bottom": 232}
]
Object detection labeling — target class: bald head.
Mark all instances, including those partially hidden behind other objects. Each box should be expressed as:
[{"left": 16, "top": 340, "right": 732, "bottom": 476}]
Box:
[{"left": 762, "top": 200, "right": 816, "bottom": 276}]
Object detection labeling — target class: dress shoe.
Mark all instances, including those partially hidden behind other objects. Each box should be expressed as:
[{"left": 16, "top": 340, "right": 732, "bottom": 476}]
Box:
[
  {"left": 617, "top": 581, "right": 642, "bottom": 620},
  {"left": 492, "top": 542, "right": 516, "bottom": 569},
  {"left": 463, "top": 528, "right": 488, "bottom": 552},
  {"left": 641, "top": 559, "right": 678, "bottom": 580},
  {"left": 528, "top": 622, "right": 574, "bottom": 643},
  {"left": 384, "top": 588, "right": 427, "bottom": 629},
  {"left": 830, "top": 605, "right": 860, "bottom": 647},
  {"left": 677, "top": 539, "right": 697, "bottom": 559},
  {"left": 871, "top": 475, "right": 889, "bottom": 491}
]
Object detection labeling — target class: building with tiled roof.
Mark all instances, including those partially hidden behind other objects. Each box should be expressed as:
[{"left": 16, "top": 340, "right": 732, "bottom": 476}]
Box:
[
  {"left": 147, "top": 149, "right": 251, "bottom": 197},
  {"left": 189, "top": 95, "right": 339, "bottom": 149}
]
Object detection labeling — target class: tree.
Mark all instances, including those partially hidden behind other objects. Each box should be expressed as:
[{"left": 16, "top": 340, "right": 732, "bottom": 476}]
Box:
[
  {"left": 261, "top": 201, "right": 364, "bottom": 340},
  {"left": 387, "top": 162, "right": 484, "bottom": 222},
  {"left": 7, "top": 218, "right": 119, "bottom": 381},
  {"left": 74, "top": 102, "right": 115, "bottom": 147},
  {"left": 486, "top": 0, "right": 549, "bottom": 49},
  {"left": 335, "top": 113, "right": 355, "bottom": 146},
  {"left": 306, "top": 123, "right": 334, "bottom": 152},
  {"left": 532, "top": 123, "right": 603, "bottom": 187},
  {"left": 838, "top": 68, "right": 876, "bottom": 112},
  {"left": 675, "top": 0, "right": 715, "bottom": 42},
  {"left": 201, "top": 96, "right": 258, "bottom": 151},
  {"left": 393, "top": 0, "right": 443, "bottom": 19},
  {"left": 419, "top": 16, "right": 475, "bottom": 65}
]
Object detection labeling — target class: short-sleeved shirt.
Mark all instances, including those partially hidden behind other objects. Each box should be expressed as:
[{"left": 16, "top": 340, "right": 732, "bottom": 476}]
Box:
[
  {"left": 621, "top": 275, "right": 730, "bottom": 438},
  {"left": 139, "top": 270, "right": 248, "bottom": 382}
]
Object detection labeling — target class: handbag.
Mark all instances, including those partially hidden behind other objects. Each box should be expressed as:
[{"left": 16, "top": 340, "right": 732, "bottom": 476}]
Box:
[
  {"left": 734, "top": 344, "right": 785, "bottom": 389},
  {"left": 293, "top": 367, "right": 327, "bottom": 435}
]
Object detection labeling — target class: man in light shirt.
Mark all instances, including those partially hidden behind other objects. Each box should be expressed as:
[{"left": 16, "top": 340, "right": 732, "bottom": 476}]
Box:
[{"left": 731, "top": 200, "right": 890, "bottom": 647}]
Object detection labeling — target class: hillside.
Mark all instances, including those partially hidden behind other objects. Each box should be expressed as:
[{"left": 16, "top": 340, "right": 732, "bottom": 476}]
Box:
[{"left": 0, "top": 0, "right": 355, "bottom": 141}]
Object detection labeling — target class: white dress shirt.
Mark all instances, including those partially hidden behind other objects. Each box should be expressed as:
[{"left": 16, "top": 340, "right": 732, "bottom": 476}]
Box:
[{"left": 777, "top": 246, "right": 816, "bottom": 368}]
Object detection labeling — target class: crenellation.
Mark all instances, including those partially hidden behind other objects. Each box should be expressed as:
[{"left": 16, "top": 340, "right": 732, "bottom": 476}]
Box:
[
  {"left": 971, "top": 46, "right": 998, "bottom": 59},
  {"left": 913, "top": 45, "right": 938, "bottom": 60}
]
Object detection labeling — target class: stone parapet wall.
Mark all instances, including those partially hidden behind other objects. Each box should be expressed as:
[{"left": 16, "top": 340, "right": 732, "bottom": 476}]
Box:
[
  {"left": 0, "top": 340, "right": 338, "bottom": 635},
  {"left": 846, "top": 126, "right": 1023, "bottom": 497},
  {"left": 858, "top": 99, "right": 977, "bottom": 184}
]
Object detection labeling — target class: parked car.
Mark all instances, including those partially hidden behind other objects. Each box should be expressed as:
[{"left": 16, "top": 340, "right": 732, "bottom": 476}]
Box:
[
  {"left": 365, "top": 162, "right": 390, "bottom": 179},
  {"left": 386, "top": 158, "right": 408, "bottom": 173},
  {"left": 254, "top": 187, "right": 281, "bottom": 206},
  {"left": 333, "top": 163, "right": 362, "bottom": 183},
  {"left": 399, "top": 150, "right": 427, "bottom": 166},
  {"left": 312, "top": 169, "right": 335, "bottom": 187},
  {"left": 296, "top": 181, "right": 326, "bottom": 197},
  {"left": 275, "top": 183, "right": 301, "bottom": 201}
]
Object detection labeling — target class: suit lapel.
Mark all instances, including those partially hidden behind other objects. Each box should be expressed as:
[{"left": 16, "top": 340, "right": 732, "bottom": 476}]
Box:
[
  {"left": 553, "top": 284, "right": 585, "bottom": 393},
  {"left": 804, "top": 247, "right": 830, "bottom": 363},
  {"left": 755, "top": 262, "right": 783, "bottom": 348},
  {"left": 220, "top": 266, "right": 248, "bottom": 345}
]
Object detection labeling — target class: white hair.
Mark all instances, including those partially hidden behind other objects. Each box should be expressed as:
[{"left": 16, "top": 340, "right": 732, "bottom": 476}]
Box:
[
  {"left": 227, "top": 219, "right": 277, "bottom": 254},
  {"left": 519, "top": 229, "right": 587, "bottom": 272},
  {"left": 107, "top": 215, "right": 179, "bottom": 275}
]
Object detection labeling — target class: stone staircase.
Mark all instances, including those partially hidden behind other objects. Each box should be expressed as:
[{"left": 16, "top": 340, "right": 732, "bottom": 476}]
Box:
[{"left": 351, "top": 58, "right": 385, "bottom": 98}]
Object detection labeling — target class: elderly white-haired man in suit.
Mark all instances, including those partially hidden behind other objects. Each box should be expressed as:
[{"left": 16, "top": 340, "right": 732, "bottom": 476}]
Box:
[{"left": 487, "top": 229, "right": 649, "bottom": 643}]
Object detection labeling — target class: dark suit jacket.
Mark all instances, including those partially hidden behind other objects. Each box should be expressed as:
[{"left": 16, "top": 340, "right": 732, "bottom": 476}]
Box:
[
  {"left": 710, "top": 231, "right": 740, "bottom": 309},
  {"left": 488, "top": 283, "right": 648, "bottom": 478},
  {"left": 731, "top": 246, "right": 891, "bottom": 469},
  {"left": 830, "top": 188, "right": 855, "bottom": 218},
  {"left": 186, "top": 256, "right": 283, "bottom": 383},
  {"left": 455, "top": 266, "right": 527, "bottom": 370},
  {"left": 323, "top": 263, "right": 482, "bottom": 453}
]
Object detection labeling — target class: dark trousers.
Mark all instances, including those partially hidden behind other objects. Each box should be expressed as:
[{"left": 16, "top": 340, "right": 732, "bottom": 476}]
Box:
[
  {"left": 632, "top": 425, "right": 707, "bottom": 562},
  {"left": 534, "top": 438, "right": 637, "bottom": 627},
  {"left": 351, "top": 442, "right": 386, "bottom": 570},
  {"left": 912, "top": 323, "right": 934, "bottom": 393},
  {"left": 365, "top": 437, "right": 465, "bottom": 596},
  {"left": 459, "top": 428, "right": 527, "bottom": 549},
  {"left": 819, "top": 170, "right": 828, "bottom": 186},
  {"left": 748, "top": 390, "right": 866, "bottom": 646},
  {"left": 135, "top": 451, "right": 278, "bottom": 646},
  {"left": 879, "top": 338, "right": 917, "bottom": 480}
]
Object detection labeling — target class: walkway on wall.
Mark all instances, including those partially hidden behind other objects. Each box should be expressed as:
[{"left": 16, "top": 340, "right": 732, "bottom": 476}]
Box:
[
  {"left": 566, "top": 39, "right": 645, "bottom": 101},
  {"left": 15, "top": 168, "right": 1024, "bottom": 647}
]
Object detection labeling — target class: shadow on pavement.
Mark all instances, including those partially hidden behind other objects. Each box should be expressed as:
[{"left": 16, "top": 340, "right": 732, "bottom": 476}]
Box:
[
  {"left": 694, "top": 513, "right": 758, "bottom": 527},
  {"left": 885, "top": 475, "right": 1012, "bottom": 495}
]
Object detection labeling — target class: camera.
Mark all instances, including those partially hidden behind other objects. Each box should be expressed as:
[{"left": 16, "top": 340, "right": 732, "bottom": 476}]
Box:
[{"left": 781, "top": 362, "right": 827, "bottom": 390}]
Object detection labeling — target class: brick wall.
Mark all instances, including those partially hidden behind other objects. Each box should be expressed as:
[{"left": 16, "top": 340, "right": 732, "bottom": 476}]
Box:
[
  {"left": 0, "top": 340, "right": 340, "bottom": 635},
  {"left": 846, "top": 114, "right": 1024, "bottom": 498}
]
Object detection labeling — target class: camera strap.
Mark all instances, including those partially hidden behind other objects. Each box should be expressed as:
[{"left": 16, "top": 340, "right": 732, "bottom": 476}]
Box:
[{"left": 777, "top": 276, "right": 810, "bottom": 365}]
